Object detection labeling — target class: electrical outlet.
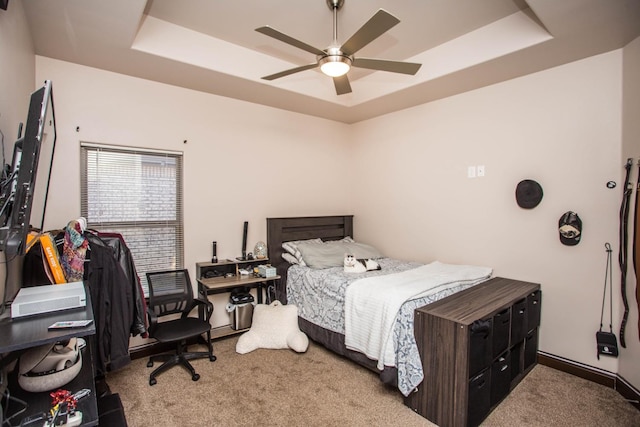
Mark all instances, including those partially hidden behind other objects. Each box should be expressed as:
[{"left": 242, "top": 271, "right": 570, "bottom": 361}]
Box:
[
  {"left": 477, "top": 165, "right": 485, "bottom": 177},
  {"left": 468, "top": 166, "right": 476, "bottom": 178}
]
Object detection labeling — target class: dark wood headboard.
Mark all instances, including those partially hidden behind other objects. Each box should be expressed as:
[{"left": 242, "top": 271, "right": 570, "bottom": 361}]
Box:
[{"left": 266, "top": 215, "right": 354, "bottom": 303}]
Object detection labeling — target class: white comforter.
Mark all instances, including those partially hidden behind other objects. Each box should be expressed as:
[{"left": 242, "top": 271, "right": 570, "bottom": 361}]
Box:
[{"left": 344, "top": 261, "right": 492, "bottom": 370}]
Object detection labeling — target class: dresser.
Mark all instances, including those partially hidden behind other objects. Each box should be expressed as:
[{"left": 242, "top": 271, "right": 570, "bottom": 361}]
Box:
[{"left": 405, "top": 277, "right": 541, "bottom": 427}]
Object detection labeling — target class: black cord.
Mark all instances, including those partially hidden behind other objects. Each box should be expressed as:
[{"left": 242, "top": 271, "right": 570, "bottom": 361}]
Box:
[
  {"left": 1, "top": 388, "right": 28, "bottom": 427},
  {"left": 0, "top": 128, "right": 5, "bottom": 180},
  {"left": 635, "top": 158, "right": 640, "bottom": 342},
  {"left": 600, "top": 243, "right": 614, "bottom": 332}
]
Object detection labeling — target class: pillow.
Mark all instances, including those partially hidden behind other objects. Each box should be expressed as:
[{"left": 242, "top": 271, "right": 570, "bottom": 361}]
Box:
[
  {"left": 281, "top": 252, "right": 299, "bottom": 265},
  {"left": 296, "top": 240, "right": 383, "bottom": 269},
  {"left": 282, "top": 238, "right": 323, "bottom": 266},
  {"left": 236, "top": 301, "right": 309, "bottom": 354}
]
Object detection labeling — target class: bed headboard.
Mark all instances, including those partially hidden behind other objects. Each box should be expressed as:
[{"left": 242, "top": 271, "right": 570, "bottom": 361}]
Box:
[{"left": 266, "top": 215, "right": 354, "bottom": 303}]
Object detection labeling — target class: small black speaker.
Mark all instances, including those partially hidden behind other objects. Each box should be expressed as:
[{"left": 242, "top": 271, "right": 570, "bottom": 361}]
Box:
[
  {"left": 211, "top": 241, "right": 217, "bottom": 263},
  {"left": 241, "top": 221, "right": 248, "bottom": 259}
]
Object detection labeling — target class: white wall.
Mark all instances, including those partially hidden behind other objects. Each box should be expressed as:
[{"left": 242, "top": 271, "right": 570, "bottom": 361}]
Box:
[
  {"left": 5, "top": 6, "right": 638, "bottom": 387},
  {"left": 351, "top": 50, "right": 634, "bottom": 377},
  {"left": 0, "top": 1, "right": 34, "bottom": 142},
  {"left": 35, "top": 56, "right": 352, "bottom": 326},
  {"left": 620, "top": 36, "right": 640, "bottom": 388},
  {"left": 0, "top": 0, "right": 35, "bottom": 304}
]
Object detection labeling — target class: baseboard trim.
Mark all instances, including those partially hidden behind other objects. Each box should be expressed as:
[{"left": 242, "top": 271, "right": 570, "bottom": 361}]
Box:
[{"left": 538, "top": 351, "right": 640, "bottom": 410}]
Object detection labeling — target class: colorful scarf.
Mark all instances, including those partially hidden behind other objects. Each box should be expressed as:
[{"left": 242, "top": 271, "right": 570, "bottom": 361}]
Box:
[{"left": 61, "top": 219, "right": 89, "bottom": 282}]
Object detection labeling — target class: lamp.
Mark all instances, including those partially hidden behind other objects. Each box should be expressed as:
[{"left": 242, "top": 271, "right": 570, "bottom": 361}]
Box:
[{"left": 319, "top": 53, "right": 352, "bottom": 78}]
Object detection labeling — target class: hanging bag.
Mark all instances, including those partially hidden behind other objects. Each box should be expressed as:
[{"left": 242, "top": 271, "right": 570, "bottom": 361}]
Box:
[{"left": 597, "top": 243, "right": 619, "bottom": 359}]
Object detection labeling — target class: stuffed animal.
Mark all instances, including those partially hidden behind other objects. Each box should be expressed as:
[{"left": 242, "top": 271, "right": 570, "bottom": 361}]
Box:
[
  {"left": 344, "top": 254, "right": 381, "bottom": 273},
  {"left": 236, "top": 301, "right": 309, "bottom": 354}
]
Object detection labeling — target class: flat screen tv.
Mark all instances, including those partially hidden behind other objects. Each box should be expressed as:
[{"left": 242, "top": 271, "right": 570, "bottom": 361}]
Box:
[{"left": 0, "top": 80, "right": 56, "bottom": 310}]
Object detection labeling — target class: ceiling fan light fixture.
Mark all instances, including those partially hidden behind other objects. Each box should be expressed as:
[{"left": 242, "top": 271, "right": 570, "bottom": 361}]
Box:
[
  {"left": 319, "top": 55, "right": 351, "bottom": 77},
  {"left": 257, "top": 1, "right": 421, "bottom": 95}
]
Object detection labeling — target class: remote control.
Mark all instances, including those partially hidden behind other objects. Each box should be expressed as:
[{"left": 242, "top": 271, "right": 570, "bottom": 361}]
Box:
[{"left": 48, "top": 320, "right": 93, "bottom": 330}]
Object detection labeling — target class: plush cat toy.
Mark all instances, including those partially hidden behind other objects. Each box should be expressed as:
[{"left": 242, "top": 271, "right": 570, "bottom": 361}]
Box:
[{"left": 344, "top": 254, "right": 381, "bottom": 273}]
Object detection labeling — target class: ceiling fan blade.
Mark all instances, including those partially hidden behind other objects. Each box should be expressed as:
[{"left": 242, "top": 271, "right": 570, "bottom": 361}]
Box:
[
  {"left": 261, "top": 63, "right": 319, "bottom": 81},
  {"left": 333, "top": 75, "right": 352, "bottom": 95},
  {"left": 256, "top": 26, "right": 326, "bottom": 56},
  {"left": 352, "top": 58, "right": 422, "bottom": 75},
  {"left": 340, "top": 9, "right": 400, "bottom": 56}
]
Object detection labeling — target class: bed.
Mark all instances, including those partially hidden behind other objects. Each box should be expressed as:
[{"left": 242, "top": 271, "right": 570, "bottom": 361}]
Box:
[{"left": 266, "top": 215, "right": 493, "bottom": 396}]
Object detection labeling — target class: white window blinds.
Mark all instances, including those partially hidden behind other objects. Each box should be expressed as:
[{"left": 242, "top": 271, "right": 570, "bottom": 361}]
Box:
[{"left": 80, "top": 143, "right": 184, "bottom": 295}]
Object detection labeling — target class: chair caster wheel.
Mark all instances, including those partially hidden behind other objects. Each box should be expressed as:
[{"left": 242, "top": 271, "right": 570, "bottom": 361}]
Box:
[
  {"left": 209, "top": 355, "right": 217, "bottom": 362},
  {"left": 192, "top": 373, "right": 200, "bottom": 381},
  {"left": 149, "top": 378, "right": 157, "bottom": 386},
  {"left": 147, "top": 361, "right": 153, "bottom": 368}
]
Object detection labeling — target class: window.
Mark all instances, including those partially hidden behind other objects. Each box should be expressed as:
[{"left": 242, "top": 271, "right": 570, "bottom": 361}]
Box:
[{"left": 80, "top": 143, "right": 184, "bottom": 295}]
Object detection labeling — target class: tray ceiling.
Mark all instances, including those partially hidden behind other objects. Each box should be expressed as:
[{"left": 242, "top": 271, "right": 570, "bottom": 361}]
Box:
[{"left": 22, "top": 0, "right": 640, "bottom": 123}]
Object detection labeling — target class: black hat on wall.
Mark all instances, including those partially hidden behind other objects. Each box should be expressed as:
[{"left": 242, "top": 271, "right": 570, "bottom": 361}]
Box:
[
  {"left": 515, "top": 179, "right": 544, "bottom": 209},
  {"left": 559, "top": 211, "right": 582, "bottom": 246}
]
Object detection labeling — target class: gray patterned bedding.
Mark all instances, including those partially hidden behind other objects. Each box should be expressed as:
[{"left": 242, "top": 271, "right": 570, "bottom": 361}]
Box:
[{"left": 286, "top": 258, "right": 484, "bottom": 396}]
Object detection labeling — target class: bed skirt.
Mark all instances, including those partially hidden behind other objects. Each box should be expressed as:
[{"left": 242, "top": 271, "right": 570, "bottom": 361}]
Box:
[{"left": 297, "top": 316, "right": 399, "bottom": 388}]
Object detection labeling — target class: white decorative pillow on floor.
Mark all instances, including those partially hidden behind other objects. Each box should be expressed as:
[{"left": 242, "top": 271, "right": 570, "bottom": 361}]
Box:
[{"left": 236, "top": 301, "right": 309, "bottom": 354}]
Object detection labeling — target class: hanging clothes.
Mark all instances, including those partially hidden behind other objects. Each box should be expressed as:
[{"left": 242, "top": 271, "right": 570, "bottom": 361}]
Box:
[
  {"left": 91, "top": 231, "right": 147, "bottom": 338},
  {"left": 84, "top": 234, "right": 134, "bottom": 375},
  {"left": 22, "top": 226, "right": 144, "bottom": 376}
]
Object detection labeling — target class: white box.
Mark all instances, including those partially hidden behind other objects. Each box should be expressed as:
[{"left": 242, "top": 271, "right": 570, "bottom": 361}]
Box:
[
  {"left": 11, "top": 281, "right": 87, "bottom": 318},
  {"left": 257, "top": 265, "right": 276, "bottom": 278}
]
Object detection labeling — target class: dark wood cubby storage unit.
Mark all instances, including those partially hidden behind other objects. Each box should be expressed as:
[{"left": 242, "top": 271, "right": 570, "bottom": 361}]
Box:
[{"left": 405, "top": 277, "right": 541, "bottom": 427}]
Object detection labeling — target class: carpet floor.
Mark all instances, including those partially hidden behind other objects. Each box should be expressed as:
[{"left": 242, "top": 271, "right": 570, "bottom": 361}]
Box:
[{"left": 106, "top": 336, "right": 640, "bottom": 426}]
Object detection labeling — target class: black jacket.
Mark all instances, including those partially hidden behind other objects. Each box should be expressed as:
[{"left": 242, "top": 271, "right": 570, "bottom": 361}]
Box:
[
  {"left": 85, "top": 236, "right": 134, "bottom": 375},
  {"left": 91, "top": 232, "right": 147, "bottom": 337}
]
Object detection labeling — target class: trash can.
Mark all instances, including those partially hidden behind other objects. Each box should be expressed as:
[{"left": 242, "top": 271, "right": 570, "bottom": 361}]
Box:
[{"left": 227, "top": 289, "right": 254, "bottom": 330}]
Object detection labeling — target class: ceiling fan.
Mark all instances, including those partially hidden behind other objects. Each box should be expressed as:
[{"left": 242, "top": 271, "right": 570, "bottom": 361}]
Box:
[{"left": 255, "top": 0, "right": 422, "bottom": 95}]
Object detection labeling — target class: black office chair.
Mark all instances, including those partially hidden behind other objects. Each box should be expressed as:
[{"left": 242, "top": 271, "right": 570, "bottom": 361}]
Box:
[{"left": 145, "top": 269, "right": 216, "bottom": 386}]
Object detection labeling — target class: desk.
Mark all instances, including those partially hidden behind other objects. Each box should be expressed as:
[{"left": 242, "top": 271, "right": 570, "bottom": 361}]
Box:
[
  {"left": 0, "top": 290, "right": 98, "bottom": 426},
  {"left": 198, "top": 274, "right": 281, "bottom": 339}
]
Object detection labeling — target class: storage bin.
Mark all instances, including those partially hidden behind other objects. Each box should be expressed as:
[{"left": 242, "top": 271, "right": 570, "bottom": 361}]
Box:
[
  {"left": 492, "top": 307, "right": 511, "bottom": 358},
  {"left": 469, "top": 318, "right": 492, "bottom": 377},
  {"left": 524, "top": 329, "right": 538, "bottom": 370},
  {"left": 490, "top": 352, "right": 511, "bottom": 406},
  {"left": 510, "top": 298, "right": 528, "bottom": 344},
  {"left": 467, "top": 368, "right": 491, "bottom": 427},
  {"left": 527, "top": 290, "right": 541, "bottom": 331}
]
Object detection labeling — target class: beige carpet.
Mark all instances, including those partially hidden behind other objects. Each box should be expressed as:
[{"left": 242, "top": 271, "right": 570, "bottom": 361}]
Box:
[{"left": 106, "top": 336, "right": 640, "bottom": 427}]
